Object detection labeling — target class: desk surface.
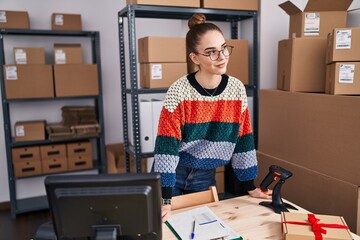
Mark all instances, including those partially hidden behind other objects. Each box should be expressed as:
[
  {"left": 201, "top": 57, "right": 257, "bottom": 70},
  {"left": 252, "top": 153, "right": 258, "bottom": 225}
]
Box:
[{"left": 163, "top": 196, "right": 360, "bottom": 240}]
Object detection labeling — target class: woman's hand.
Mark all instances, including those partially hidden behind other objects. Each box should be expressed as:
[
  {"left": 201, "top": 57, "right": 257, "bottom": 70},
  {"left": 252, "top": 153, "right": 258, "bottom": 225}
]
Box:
[
  {"left": 248, "top": 187, "right": 272, "bottom": 199},
  {"left": 161, "top": 204, "right": 172, "bottom": 222}
]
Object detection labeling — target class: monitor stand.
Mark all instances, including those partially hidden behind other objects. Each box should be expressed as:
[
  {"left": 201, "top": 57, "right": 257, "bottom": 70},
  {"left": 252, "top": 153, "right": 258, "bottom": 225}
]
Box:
[{"left": 93, "top": 225, "right": 120, "bottom": 240}]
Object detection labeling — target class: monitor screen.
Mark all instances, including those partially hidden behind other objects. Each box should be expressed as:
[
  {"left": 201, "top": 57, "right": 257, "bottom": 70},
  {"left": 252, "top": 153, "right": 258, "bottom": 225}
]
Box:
[{"left": 44, "top": 173, "right": 162, "bottom": 240}]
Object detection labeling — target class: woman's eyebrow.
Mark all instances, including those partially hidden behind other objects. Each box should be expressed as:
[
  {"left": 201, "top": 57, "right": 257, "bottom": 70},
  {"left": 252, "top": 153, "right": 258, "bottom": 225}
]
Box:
[{"left": 204, "top": 42, "right": 227, "bottom": 51}]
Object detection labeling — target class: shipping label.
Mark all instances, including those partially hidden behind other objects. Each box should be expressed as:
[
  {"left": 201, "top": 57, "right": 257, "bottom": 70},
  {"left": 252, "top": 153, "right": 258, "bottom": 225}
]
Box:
[
  {"left": 335, "top": 29, "right": 352, "bottom": 49},
  {"left": 0, "top": 11, "right": 6, "bottom": 23},
  {"left": 304, "top": 13, "right": 320, "bottom": 36},
  {"left": 54, "top": 14, "right": 64, "bottom": 26},
  {"left": 151, "top": 64, "right": 162, "bottom": 80},
  {"left": 15, "top": 125, "right": 25, "bottom": 137},
  {"left": 55, "top": 49, "right": 66, "bottom": 64},
  {"left": 15, "top": 49, "right": 27, "bottom": 64},
  {"left": 5, "top": 66, "right": 18, "bottom": 80},
  {"left": 339, "top": 64, "right": 355, "bottom": 84}
]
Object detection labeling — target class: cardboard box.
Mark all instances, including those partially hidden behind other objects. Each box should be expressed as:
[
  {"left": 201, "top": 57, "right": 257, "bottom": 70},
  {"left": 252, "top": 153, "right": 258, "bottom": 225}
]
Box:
[
  {"left": 138, "top": 37, "right": 186, "bottom": 63},
  {"left": 326, "top": 28, "right": 360, "bottom": 64},
  {"left": 40, "top": 144, "right": 67, "bottom": 160},
  {"left": 256, "top": 151, "right": 360, "bottom": 234},
  {"left": 258, "top": 89, "right": 360, "bottom": 186},
  {"left": 68, "top": 155, "right": 93, "bottom": 171},
  {"left": 13, "top": 48, "right": 45, "bottom": 64},
  {"left": 281, "top": 212, "right": 352, "bottom": 240},
  {"left": 106, "top": 143, "right": 147, "bottom": 173},
  {"left": 53, "top": 64, "right": 99, "bottom": 97},
  {"left": 42, "top": 158, "right": 68, "bottom": 174},
  {"left": 279, "top": 0, "right": 352, "bottom": 38},
  {"left": 140, "top": 62, "right": 187, "bottom": 88},
  {"left": 14, "top": 120, "right": 46, "bottom": 142},
  {"left": 277, "top": 38, "right": 327, "bottom": 92},
  {"left": 201, "top": 0, "right": 258, "bottom": 11},
  {"left": 67, "top": 141, "right": 92, "bottom": 157},
  {"left": 12, "top": 146, "right": 40, "bottom": 162},
  {"left": 0, "top": 10, "right": 29, "bottom": 29},
  {"left": 326, "top": 62, "right": 360, "bottom": 95},
  {"left": 51, "top": 13, "right": 82, "bottom": 31},
  {"left": 53, "top": 44, "right": 83, "bottom": 64},
  {"left": 126, "top": 0, "right": 200, "bottom": 8},
  {"left": 13, "top": 161, "right": 42, "bottom": 177},
  {"left": 4, "top": 64, "right": 54, "bottom": 99}
]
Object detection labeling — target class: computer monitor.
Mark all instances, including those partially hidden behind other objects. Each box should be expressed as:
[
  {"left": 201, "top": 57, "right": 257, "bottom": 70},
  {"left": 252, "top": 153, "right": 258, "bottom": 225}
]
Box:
[{"left": 44, "top": 173, "right": 162, "bottom": 240}]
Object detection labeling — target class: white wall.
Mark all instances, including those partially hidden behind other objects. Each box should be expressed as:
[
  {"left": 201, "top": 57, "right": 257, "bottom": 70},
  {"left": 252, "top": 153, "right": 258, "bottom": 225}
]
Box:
[{"left": 0, "top": 0, "right": 359, "bottom": 203}]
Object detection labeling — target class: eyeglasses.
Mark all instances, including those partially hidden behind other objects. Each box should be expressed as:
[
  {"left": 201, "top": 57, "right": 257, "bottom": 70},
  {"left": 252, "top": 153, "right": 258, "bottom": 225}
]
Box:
[{"left": 195, "top": 45, "right": 234, "bottom": 61}]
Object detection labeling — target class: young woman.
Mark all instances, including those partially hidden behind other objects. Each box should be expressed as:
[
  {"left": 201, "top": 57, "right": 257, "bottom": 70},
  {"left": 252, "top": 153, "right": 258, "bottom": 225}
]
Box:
[{"left": 153, "top": 13, "right": 271, "bottom": 221}]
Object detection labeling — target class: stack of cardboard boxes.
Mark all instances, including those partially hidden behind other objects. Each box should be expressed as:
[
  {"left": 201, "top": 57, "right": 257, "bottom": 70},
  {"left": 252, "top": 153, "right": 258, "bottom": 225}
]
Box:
[{"left": 258, "top": 0, "right": 359, "bottom": 234}]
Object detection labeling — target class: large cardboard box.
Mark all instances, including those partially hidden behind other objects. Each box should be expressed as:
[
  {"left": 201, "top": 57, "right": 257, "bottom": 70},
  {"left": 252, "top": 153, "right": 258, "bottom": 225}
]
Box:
[
  {"left": 326, "top": 62, "right": 360, "bottom": 95},
  {"left": 326, "top": 28, "right": 360, "bottom": 64},
  {"left": 67, "top": 141, "right": 92, "bottom": 157},
  {"left": 42, "top": 158, "right": 68, "bottom": 174},
  {"left": 54, "top": 44, "right": 83, "bottom": 64},
  {"left": 12, "top": 146, "right": 40, "bottom": 162},
  {"left": 126, "top": 0, "right": 200, "bottom": 8},
  {"left": 0, "top": 10, "right": 29, "bottom": 29},
  {"left": 138, "top": 37, "right": 186, "bottom": 63},
  {"left": 40, "top": 144, "right": 67, "bottom": 160},
  {"left": 258, "top": 89, "right": 360, "bottom": 186},
  {"left": 51, "top": 13, "right": 82, "bottom": 31},
  {"left": 281, "top": 212, "right": 352, "bottom": 239},
  {"left": 187, "top": 39, "right": 249, "bottom": 85},
  {"left": 140, "top": 62, "right": 187, "bottom": 88},
  {"left": 14, "top": 120, "right": 46, "bottom": 142},
  {"left": 201, "top": 0, "right": 258, "bottom": 11},
  {"left": 256, "top": 151, "right": 360, "bottom": 234},
  {"left": 13, "top": 161, "right": 42, "bottom": 177},
  {"left": 279, "top": 0, "right": 352, "bottom": 38},
  {"left": 277, "top": 38, "right": 327, "bottom": 92},
  {"left": 13, "top": 48, "right": 45, "bottom": 64},
  {"left": 53, "top": 64, "right": 99, "bottom": 97},
  {"left": 67, "top": 155, "right": 93, "bottom": 171},
  {"left": 4, "top": 64, "right": 54, "bottom": 99}
]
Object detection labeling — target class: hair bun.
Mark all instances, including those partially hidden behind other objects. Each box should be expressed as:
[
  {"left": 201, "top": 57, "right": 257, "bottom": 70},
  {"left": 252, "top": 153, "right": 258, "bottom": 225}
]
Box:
[{"left": 188, "top": 13, "right": 206, "bottom": 29}]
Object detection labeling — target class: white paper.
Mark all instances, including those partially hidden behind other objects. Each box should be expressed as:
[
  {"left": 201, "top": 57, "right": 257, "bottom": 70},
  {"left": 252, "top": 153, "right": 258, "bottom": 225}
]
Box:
[
  {"left": 15, "top": 49, "right": 27, "bottom": 64},
  {"left": 5, "top": 66, "right": 18, "bottom": 80},
  {"left": 0, "top": 11, "right": 7, "bottom": 23},
  {"left": 338, "top": 64, "right": 355, "bottom": 84},
  {"left": 16, "top": 125, "right": 25, "bottom": 137},
  {"left": 55, "top": 14, "right": 64, "bottom": 26},
  {"left": 304, "top": 12, "right": 320, "bottom": 36},
  {"left": 151, "top": 64, "right": 162, "bottom": 80},
  {"left": 336, "top": 29, "right": 352, "bottom": 49},
  {"left": 55, "top": 49, "right": 66, "bottom": 64}
]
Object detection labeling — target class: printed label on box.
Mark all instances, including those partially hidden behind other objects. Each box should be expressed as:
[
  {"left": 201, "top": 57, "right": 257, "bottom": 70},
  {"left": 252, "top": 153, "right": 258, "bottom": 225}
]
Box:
[
  {"left": 55, "top": 14, "right": 64, "bottom": 26},
  {"left": 5, "top": 66, "right": 18, "bottom": 80},
  {"left": 0, "top": 11, "right": 6, "bottom": 23},
  {"left": 15, "top": 125, "right": 25, "bottom": 137},
  {"left": 151, "top": 64, "right": 162, "bottom": 80},
  {"left": 336, "top": 29, "right": 352, "bottom": 49},
  {"left": 304, "top": 13, "right": 320, "bottom": 36},
  {"left": 15, "top": 49, "right": 27, "bottom": 64},
  {"left": 339, "top": 64, "right": 355, "bottom": 83},
  {"left": 55, "top": 49, "right": 66, "bottom": 64}
]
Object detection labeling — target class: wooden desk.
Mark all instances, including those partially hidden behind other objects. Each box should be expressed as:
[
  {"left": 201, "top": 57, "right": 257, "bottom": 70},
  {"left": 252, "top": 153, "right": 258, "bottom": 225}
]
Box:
[{"left": 163, "top": 196, "right": 360, "bottom": 240}]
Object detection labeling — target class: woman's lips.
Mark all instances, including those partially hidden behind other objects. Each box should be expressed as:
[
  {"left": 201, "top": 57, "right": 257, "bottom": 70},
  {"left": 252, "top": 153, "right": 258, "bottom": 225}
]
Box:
[{"left": 216, "top": 62, "right": 226, "bottom": 68}]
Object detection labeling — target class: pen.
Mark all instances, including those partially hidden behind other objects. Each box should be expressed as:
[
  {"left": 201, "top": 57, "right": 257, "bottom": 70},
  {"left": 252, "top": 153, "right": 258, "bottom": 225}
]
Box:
[{"left": 191, "top": 220, "right": 196, "bottom": 240}]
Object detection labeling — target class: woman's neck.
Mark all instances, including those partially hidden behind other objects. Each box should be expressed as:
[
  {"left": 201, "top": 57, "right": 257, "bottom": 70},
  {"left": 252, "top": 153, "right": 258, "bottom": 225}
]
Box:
[{"left": 195, "top": 71, "right": 222, "bottom": 89}]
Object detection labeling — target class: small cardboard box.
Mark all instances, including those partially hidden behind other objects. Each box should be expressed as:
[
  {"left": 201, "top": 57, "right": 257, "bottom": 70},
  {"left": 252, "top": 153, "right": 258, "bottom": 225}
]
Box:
[
  {"left": 140, "top": 62, "right": 187, "bottom": 88},
  {"left": 326, "top": 28, "right": 360, "bottom": 64},
  {"left": 138, "top": 37, "right": 186, "bottom": 63},
  {"left": 51, "top": 13, "right": 82, "bottom": 31},
  {"left": 281, "top": 212, "right": 352, "bottom": 240},
  {"left": 67, "top": 141, "right": 92, "bottom": 157},
  {"left": 4, "top": 64, "right": 54, "bottom": 99},
  {"left": 0, "top": 10, "right": 29, "bottom": 29},
  {"left": 68, "top": 155, "right": 93, "bottom": 171},
  {"left": 53, "top": 64, "right": 99, "bottom": 97},
  {"left": 201, "top": 0, "right": 258, "bottom": 11},
  {"left": 14, "top": 120, "right": 46, "bottom": 142},
  {"left": 326, "top": 62, "right": 360, "bottom": 95},
  {"left": 42, "top": 158, "right": 68, "bottom": 174},
  {"left": 53, "top": 44, "right": 83, "bottom": 64},
  {"left": 279, "top": 0, "right": 352, "bottom": 38},
  {"left": 126, "top": 0, "right": 200, "bottom": 8},
  {"left": 40, "top": 144, "right": 67, "bottom": 161},
  {"left": 13, "top": 161, "right": 42, "bottom": 177},
  {"left": 13, "top": 48, "right": 45, "bottom": 64},
  {"left": 277, "top": 38, "right": 327, "bottom": 92},
  {"left": 12, "top": 146, "right": 40, "bottom": 162}
]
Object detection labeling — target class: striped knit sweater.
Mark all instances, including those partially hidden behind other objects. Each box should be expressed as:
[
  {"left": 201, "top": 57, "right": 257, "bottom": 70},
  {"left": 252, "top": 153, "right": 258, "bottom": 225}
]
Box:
[{"left": 154, "top": 73, "right": 258, "bottom": 199}]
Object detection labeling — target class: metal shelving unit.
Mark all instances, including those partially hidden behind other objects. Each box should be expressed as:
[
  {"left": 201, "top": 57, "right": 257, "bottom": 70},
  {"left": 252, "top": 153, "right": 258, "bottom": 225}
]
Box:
[
  {"left": 0, "top": 29, "right": 107, "bottom": 218},
  {"left": 118, "top": 5, "right": 258, "bottom": 174}
]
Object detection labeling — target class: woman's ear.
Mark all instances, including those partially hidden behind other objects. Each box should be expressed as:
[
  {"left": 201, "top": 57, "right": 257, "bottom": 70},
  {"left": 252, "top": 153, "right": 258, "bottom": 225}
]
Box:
[{"left": 189, "top": 52, "right": 200, "bottom": 65}]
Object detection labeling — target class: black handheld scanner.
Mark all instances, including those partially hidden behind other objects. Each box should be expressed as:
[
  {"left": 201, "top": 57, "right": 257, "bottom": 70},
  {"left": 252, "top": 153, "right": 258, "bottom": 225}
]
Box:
[{"left": 260, "top": 165, "right": 293, "bottom": 192}]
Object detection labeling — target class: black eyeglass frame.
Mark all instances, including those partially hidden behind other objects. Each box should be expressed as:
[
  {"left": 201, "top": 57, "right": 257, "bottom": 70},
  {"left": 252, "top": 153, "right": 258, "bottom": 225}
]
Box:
[{"left": 194, "top": 45, "right": 234, "bottom": 61}]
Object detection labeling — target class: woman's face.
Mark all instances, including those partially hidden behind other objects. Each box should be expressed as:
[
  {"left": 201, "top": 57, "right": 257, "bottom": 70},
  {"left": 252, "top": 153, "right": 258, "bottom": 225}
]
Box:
[{"left": 192, "top": 30, "right": 229, "bottom": 76}]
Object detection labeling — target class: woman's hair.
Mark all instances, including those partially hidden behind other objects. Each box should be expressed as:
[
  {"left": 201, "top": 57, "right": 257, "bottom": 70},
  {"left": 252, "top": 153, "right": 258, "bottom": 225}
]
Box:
[{"left": 186, "top": 13, "right": 223, "bottom": 54}]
